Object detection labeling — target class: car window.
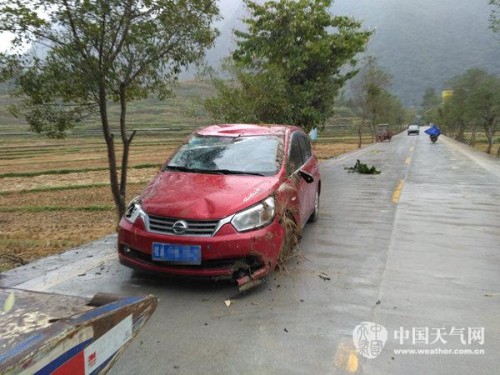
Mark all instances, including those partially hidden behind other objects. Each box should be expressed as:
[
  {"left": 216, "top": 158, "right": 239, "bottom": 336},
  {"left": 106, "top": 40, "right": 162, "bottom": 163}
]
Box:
[
  {"left": 287, "top": 133, "right": 305, "bottom": 175},
  {"left": 167, "top": 135, "right": 281, "bottom": 176},
  {"left": 298, "top": 134, "right": 312, "bottom": 161}
]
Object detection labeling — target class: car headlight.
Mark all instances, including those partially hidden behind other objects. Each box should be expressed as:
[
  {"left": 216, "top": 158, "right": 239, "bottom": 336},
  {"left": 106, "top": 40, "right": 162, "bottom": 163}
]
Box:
[
  {"left": 124, "top": 197, "right": 145, "bottom": 224},
  {"left": 231, "top": 196, "right": 275, "bottom": 232}
]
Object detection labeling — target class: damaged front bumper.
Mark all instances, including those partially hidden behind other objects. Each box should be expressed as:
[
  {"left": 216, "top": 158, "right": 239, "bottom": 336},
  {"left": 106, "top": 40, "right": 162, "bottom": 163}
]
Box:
[{"left": 118, "top": 216, "right": 285, "bottom": 289}]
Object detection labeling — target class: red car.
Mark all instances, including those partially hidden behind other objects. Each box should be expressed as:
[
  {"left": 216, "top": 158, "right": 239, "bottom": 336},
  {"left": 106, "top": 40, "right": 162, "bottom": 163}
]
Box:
[{"left": 118, "top": 124, "right": 321, "bottom": 290}]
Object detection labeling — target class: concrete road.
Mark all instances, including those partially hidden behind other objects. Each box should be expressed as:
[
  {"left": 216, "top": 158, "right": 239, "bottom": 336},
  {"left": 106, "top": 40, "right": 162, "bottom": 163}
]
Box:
[{"left": 2, "top": 131, "right": 499, "bottom": 374}]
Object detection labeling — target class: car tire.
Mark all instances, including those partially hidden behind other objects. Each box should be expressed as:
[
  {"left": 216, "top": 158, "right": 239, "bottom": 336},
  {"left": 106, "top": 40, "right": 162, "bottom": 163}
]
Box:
[{"left": 308, "top": 188, "right": 320, "bottom": 223}]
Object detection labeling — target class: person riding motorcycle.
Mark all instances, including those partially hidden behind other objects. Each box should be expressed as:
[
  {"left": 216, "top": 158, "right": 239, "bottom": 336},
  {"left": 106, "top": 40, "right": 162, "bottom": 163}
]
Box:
[{"left": 425, "top": 123, "right": 441, "bottom": 143}]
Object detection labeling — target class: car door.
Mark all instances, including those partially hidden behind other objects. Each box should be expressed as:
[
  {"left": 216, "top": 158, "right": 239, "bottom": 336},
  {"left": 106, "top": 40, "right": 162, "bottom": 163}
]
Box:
[
  {"left": 286, "top": 132, "right": 314, "bottom": 227},
  {"left": 297, "top": 134, "right": 319, "bottom": 217}
]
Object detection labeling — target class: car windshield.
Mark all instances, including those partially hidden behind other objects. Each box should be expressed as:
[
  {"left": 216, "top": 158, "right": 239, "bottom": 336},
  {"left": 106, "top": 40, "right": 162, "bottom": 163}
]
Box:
[{"left": 166, "top": 135, "right": 281, "bottom": 176}]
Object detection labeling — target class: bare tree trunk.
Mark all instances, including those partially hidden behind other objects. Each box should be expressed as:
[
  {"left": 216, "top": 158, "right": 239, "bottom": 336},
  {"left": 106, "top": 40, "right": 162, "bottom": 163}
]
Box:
[
  {"left": 455, "top": 120, "right": 465, "bottom": 142},
  {"left": 484, "top": 125, "right": 493, "bottom": 154},
  {"left": 468, "top": 124, "right": 477, "bottom": 146},
  {"left": 98, "top": 84, "right": 122, "bottom": 221},
  {"left": 368, "top": 121, "right": 376, "bottom": 142},
  {"left": 358, "top": 118, "right": 365, "bottom": 148},
  {"left": 118, "top": 83, "right": 136, "bottom": 219}
]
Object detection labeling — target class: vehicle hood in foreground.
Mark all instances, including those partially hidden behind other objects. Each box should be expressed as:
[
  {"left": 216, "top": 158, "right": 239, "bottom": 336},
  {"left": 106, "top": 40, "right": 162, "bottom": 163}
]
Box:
[{"left": 139, "top": 171, "right": 281, "bottom": 220}]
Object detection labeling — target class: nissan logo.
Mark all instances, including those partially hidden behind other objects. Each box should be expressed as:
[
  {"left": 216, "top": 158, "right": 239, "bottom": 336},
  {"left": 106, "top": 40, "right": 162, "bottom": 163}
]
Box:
[{"left": 172, "top": 220, "right": 188, "bottom": 235}]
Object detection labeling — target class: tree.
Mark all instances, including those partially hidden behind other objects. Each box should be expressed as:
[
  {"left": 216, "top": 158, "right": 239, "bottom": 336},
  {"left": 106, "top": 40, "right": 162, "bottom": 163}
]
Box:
[
  {"left": 204, "top": 0, "right": 371, "bottom": 132},
  {"left": 0, "top": 0, "right": 219, "bottom": 219},
  {"left": 441, "top": 69, "right": 500, "bottom": 154},
  {"left": 490, "top": 0, "right": 500, "bottom": 33},
  {"left": 421, "top": 88, "right": 440, "bottom": 111},
  {"left": 420, "top": 87, "right": 440, "bottom": 126},
  {"left": 440, "top": 86, "right": 468, "bottom": 142},
  {"left": 346, "top": 57, "right": 402, "bottom": 145}
]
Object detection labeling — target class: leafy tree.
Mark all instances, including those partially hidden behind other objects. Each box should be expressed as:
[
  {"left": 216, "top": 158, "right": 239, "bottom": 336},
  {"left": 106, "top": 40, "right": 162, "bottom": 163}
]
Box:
[
  {"left": 440, "top": 86, "right": 469, "bottom": 142},
  {"left": 346, "top": 57, "right": 403, "bottom": 145},
  {"left": 420, "top": 87, "right": 440, "bottom": 125},
  {"left": 0, "top": 0, "right": 219, "bottom": 219},
  {"left": 467, "top": 74, "right": 500, "bottom": 154},
  {"left": 441, "top": 69, "right": 500, "bottom": 154},
  {"left": 204, "top": 0, "right": 371, "bottom": 132}
]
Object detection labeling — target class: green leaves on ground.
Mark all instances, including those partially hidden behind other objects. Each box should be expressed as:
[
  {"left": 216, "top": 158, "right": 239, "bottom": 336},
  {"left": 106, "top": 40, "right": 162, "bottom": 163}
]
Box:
[{"left": 345, "top": 159, "right": 381, "bottom": 174}]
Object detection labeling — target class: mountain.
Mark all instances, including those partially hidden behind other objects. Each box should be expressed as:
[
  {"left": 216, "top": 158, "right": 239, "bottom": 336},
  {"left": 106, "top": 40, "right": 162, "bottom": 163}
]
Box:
[{"left": 205, "top": 0, "right": 500, "bottom": 106}]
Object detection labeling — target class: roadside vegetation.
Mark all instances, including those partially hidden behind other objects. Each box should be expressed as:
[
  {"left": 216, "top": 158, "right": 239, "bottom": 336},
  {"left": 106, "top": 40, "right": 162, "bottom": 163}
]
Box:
[
  {"left": 0, "top": 82, "right": 375, "bottom": 272},
  {"left": 419, "top": 2, "right": 500, "bottom": 156},
  {"left": 421, "top": 69, "right": 500, "bottom": 157}
]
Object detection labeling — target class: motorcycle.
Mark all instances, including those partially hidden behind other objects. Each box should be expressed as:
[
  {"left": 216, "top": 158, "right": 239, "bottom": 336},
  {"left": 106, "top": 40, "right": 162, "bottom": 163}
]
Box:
[{"left": 425, "top": 124, "right": 441, "bottom": 143}]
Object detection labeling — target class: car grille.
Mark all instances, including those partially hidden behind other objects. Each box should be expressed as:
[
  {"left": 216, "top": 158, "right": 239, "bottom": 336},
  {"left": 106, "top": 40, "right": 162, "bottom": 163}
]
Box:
[{"left": 147, "top": 215, "right": 219, "bottom": 236}]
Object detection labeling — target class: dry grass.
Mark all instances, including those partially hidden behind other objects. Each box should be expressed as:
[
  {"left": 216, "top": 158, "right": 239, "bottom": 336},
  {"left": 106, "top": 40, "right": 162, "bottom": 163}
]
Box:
[
  {"left": 312, "top": 143, "right": 362, "bottom": 160},
  {"left": 0, "top": 135, "right": 363, "bottom": 272},
  {"left": 0, "top": 136, "right": 169, "bottom": 272},
  {"left": 0, "top": 168, "right": 157, "bottom": 193},
  {"left": 0, "top": 211, "right": 116, "bottom": 271},
  {"left": 276, "top": 212, "right": 301, "bottom": 274}
]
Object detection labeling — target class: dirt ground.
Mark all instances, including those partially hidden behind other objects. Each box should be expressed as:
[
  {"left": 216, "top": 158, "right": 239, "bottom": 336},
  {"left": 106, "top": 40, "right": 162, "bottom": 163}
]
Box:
[{"left": 0, "top": 138, "right": 363, "bottom": 272}]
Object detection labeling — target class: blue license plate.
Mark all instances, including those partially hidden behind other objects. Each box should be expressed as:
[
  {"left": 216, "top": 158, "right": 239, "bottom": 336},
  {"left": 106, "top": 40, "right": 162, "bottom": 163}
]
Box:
[{"left": 152, "top": 243, "right": 201, "bottom": 265}]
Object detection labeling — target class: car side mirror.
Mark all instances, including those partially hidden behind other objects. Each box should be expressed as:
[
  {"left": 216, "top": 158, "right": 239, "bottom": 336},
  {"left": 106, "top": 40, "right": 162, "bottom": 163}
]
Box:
[{"left": 299, "top": 170, "right": 314, "bottom": 184}]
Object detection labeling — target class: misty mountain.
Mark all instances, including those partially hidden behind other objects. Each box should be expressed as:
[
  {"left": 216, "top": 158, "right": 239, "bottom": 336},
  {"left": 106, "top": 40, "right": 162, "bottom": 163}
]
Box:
[{"left": 205, "top": 0, "right": 500, "bottom": 106}]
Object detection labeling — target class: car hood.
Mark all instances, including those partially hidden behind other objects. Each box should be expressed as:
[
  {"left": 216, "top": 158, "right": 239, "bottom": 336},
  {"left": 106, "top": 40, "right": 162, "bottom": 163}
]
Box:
[{"left": 139, "top": 171, "right": 281, "bottom": 220}]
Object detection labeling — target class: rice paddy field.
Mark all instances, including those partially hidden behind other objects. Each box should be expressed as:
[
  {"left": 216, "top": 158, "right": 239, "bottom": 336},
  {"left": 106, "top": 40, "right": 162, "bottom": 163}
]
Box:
[{"left": 0, "top": 82, "right": 377, "bottom": 272}]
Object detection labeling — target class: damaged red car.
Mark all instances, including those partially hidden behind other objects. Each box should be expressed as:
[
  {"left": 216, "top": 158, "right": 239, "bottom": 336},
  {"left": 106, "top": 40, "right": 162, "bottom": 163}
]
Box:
[{"left": 118, "top": 124, "right": 321, "bottom": 290}]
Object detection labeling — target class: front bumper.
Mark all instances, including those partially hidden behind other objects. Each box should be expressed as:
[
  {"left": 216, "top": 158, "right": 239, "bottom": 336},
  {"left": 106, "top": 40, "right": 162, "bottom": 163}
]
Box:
[{"left": 118, "top": 216, "right": 285, "bottom": 280}]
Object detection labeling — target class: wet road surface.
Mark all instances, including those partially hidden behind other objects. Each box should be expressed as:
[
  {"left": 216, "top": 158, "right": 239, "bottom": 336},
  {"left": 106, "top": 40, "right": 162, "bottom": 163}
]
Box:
[{"left": 2, "top": 131, "right": 499, "bottom": 374}]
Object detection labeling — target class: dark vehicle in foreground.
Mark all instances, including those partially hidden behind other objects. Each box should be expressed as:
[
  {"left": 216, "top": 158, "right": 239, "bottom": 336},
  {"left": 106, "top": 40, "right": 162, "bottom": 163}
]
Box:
[
  {"left": 407, "top": 124, "right": 420, "bottom": 135},
  {"left": 118, "top": 124, "right": 321, "bottom": 290},
  {"left": 0, "top": 288, "right": 156, "bottom": 374}
]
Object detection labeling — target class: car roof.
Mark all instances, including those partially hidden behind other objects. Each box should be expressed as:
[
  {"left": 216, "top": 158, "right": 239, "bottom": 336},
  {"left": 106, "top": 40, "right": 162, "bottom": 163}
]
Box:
[{"left": 196, "top": 124, "right": 302, "bottom": 137}]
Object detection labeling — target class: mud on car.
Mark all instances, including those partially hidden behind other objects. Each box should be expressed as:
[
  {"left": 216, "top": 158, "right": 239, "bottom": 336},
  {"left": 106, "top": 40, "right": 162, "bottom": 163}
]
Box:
[{"left": 118, "top": 124, "right": 321, "bottom": 291}]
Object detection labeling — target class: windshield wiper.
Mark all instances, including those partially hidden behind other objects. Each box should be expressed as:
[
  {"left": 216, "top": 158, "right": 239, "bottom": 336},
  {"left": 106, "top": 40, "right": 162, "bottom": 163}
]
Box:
[
  {"left": 165, "top": 165, "right": 224, "bottom": 174},
  {"left": 213, "top": 169, "right": 265, "bottom": 176},
  {"left": 165, "top": 165, "right": 266, "bottom": 176},
  {"left": 164, "top": 165, "right": 194, "bottom": 172}
]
